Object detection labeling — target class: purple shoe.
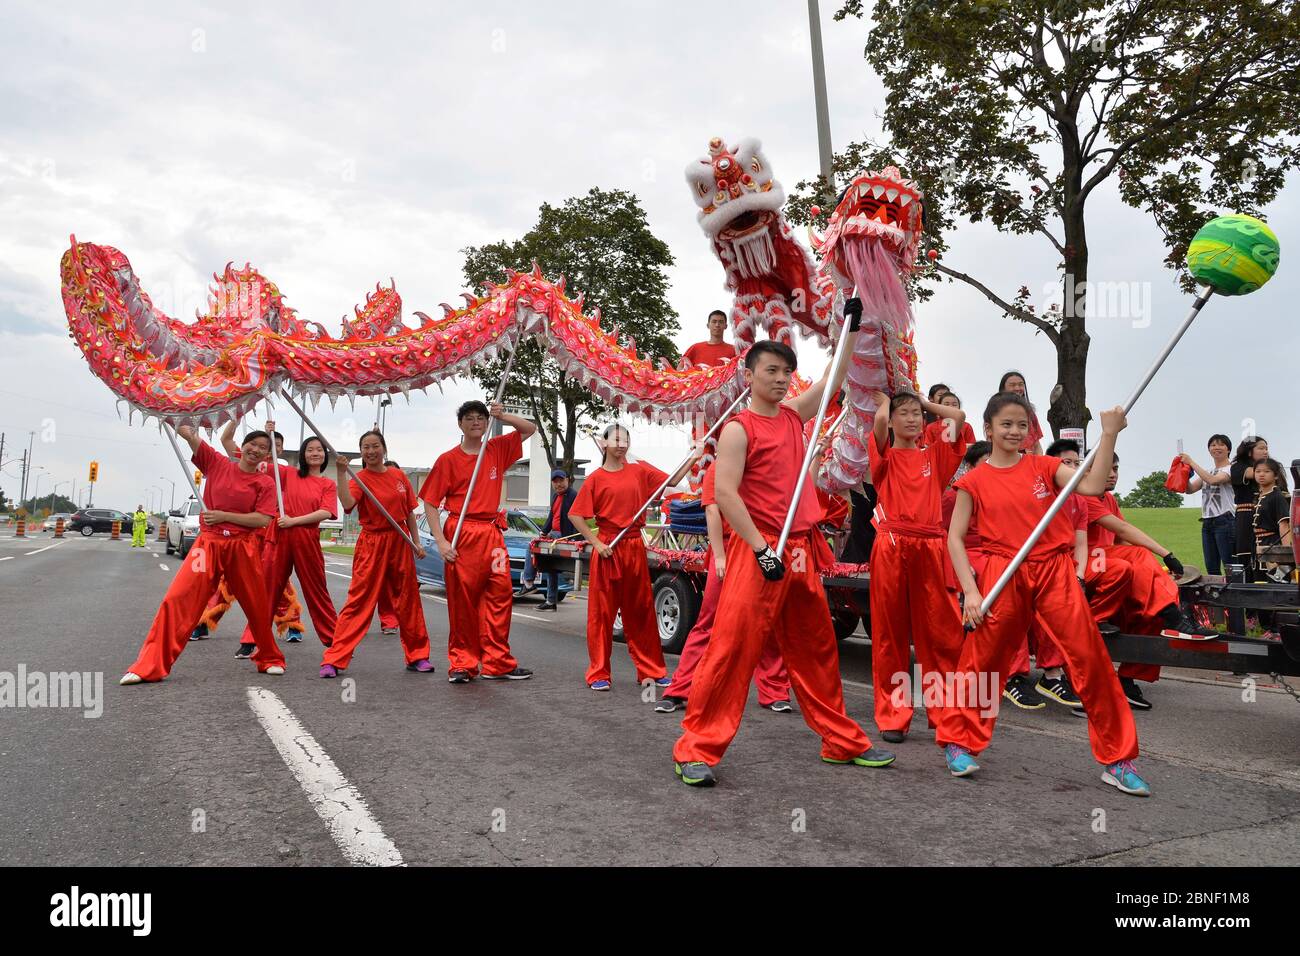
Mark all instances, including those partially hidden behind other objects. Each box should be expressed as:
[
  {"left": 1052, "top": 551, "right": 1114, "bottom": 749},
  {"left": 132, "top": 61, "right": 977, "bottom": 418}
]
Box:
[
  {"left": 319, "top": 664, "right": 339, "bottom": 679},
  {"left": 406, "top": 659, "right": 435, "bottom": 673}
]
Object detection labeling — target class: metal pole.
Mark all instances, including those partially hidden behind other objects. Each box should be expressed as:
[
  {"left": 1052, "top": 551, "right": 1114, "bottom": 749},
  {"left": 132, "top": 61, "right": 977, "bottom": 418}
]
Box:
[
  {"left": 278, "top": 389, "right": 419, "bottom": 553},
  {"left": 978, "top": 289, "right": 1216, "bottom": 618},
  {"left": 163, "top": 424, "right": 204, "bottom": 501},
  {"left": 807, "top": 0, "right": 836, "bottom": 196},
  {"left": 451, "top": 343, "right": 521, "bottom": 549},
  {"left": 265, "top": 407, "right": 285, "bottom": 516},
  {"left": 607, "top": 386, "right": 752, "bottom": 549},
  {"left": 776, "top": 320, "right": 855, "bottom": 558}
]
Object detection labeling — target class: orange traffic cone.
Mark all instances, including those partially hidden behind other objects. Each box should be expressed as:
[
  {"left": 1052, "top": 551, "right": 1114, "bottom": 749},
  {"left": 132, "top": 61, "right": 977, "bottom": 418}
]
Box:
[
  {"left": 157, "top": 521, "right": 166, "bottom": 541},
  {"left": 54, "top": 518, "right": 65, "bottom": 538},
  {"left": 15, "top": 518, "right": 25, "bottom": 538},
  {"left": 110, "top": 520, "right": 121, "bottom": 540}
]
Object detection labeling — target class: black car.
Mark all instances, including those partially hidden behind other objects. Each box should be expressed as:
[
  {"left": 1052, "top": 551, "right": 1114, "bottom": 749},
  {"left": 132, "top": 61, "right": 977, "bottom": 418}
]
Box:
[{"left": 67, "top": 508, "right": 155, "bottom": 537}]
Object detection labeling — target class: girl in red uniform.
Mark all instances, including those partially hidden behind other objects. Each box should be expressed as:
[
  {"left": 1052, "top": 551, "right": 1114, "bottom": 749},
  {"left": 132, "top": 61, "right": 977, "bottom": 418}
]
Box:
[
  {"left": 120, "top": 427, "right": 286, "bottom": 683},
  {"left": 571, "top": 424, "right": 696, "bottom": 690},
  {"left": 997, "top": 371, "right": 1044, "bottom": 454},
  {"left": 867, "top": 388, "right": 968, "bottom": 742},
  {"left": 943, "top": 392, "right": 1150, "bottom": 796},
  {"left": 922, "top": 391, "right": 976, "bottom": 448},
  {"left": 321, "top": 431, "right": 432, "bottom": 677}
]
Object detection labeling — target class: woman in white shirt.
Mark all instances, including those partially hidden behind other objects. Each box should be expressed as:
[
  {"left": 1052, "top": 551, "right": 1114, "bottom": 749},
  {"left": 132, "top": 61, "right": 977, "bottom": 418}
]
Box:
[{"left": 1181, "top": 433, "right": 1235, "bottom": 574}]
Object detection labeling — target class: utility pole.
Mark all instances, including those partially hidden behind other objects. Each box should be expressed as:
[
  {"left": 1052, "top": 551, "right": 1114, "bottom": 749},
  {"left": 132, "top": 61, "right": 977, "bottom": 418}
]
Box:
[
  {"left": 19, "top": 450, "right": 28, "bottom": 507},
  {"left": 22, "top": 430, "right": 34, "bottom": 505},
  {"left": 807, "top": 0, "right": 837, "bottom": 198}
]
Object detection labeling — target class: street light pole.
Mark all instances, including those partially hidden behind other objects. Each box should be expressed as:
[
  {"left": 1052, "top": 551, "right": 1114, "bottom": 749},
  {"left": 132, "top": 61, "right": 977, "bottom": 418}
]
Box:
[
  {"left": 807, "top": 0, "right": 836, "bottom": 198},
  {"left": 160, "top": 476, "right": 176, "bottom": 511}
]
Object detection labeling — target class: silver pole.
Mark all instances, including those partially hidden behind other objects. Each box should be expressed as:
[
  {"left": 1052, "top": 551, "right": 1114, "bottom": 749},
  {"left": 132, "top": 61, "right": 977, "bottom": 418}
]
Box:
[
  {"left": 265, "top": 405, "right": 285, "bottom": 516},
  {"left": 776, "top": 319, "right": 855, "bottom": 558},
  {"left": 163, "top": 424, "right": 204, "bottom": 501},
  {"left": 607, "top": 386, "right": 752, "bottom": 549},
  {"left": 808, "top": 0, "right": 836, "bottom": 195},
  {"left": 978, "top": 289, "right": 1215, "bottom": 617},
  {"left": 278, "top": 390, "right": 419, "bottom": 553},
  {"left": 451, "top": 342, "right": 521, "bottom": 549}
]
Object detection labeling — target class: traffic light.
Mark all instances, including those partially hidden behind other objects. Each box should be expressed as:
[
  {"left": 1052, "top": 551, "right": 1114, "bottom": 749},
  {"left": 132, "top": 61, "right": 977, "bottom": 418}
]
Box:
[
  {"left": 194, "top": 470, "right": 203, "bottom": 487},
  {"left": 88, "top": 461, "right": 99, "bottom": 483}
]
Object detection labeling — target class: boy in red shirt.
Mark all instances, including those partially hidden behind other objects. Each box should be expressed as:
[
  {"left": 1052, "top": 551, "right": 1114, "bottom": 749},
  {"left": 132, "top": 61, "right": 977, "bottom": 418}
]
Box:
[
  {"left": 672, "top": 299, "right": 897, "bottom": 788},
  {"left": 420, "top": 401, "right": 536, "bottom": 683}
]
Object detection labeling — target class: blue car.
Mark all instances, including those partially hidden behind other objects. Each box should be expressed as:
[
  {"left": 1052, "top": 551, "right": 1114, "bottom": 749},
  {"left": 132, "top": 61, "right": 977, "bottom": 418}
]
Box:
[{"left": 414, "top": 509, "right": 573, "bottom": 597}]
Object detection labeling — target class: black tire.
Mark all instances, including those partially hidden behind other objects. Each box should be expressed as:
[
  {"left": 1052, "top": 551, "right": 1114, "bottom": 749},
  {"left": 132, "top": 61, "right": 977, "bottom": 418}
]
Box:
[
  {"left": 179, "top": 537, "right": 192, "bottom": 559},
  {"left": 164, "top": 536, "right": 175, "bottom": 555},
  {"left": 79, "top": 525, "right": 94, "bottom": 537},
  {"left": 653, "top": 573, "right": 701, "bottom": 655},
  {"left": 831, "top": 608, "right": 860, "bottom": 642}
]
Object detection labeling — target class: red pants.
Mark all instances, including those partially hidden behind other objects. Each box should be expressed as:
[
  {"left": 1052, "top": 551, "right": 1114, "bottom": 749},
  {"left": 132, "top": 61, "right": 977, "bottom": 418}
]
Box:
[
  {"left": 128, "top": 532, "right": 286, "bottom": 680},
  {"left": 934, "top": 551, "right": 1138, "bottom": 765},
  {"left": 240, "top": 525, "right": 337, "bottom": 646},
  {"left": 1008, "top": 554, "right": 1134, "bottom": 675},
  {"left": 443, "top": 517, "right": 517, "bottom": 676},
  {"left": 870, "top": 533, "right": 965, "bottom": 733},
  {"left": 673, "top": 530, "right": 871, "bottom": 766},
  {"left": 665, "top": 547, "right": 790, "bottom": 705},
  {"left": 377, "top": 592, "right": 399, "bottom": 630},
  {"left": 1105, "top": 545, "right": 1178, "bottom": 683},
  {"left": 585, "top": 535, "right": 667, "bottom": 684},
  {"left": 323, "top": 530, "right": 429, "bottom": 669}
]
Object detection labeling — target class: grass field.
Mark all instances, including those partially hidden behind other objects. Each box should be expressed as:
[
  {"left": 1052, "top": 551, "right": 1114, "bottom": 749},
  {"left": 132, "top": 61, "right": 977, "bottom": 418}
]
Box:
[{"left": 1122, "top": 507, "right": 1203, "bottom": 564}]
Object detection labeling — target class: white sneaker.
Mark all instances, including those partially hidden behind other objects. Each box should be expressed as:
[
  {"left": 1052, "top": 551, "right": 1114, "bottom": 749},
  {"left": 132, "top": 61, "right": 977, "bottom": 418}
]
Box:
[
  {"left": 264, "top": 665, "right": 285, "bottom": 676},
  {"left": 119, "top": 672, "right": 143, "bottom": 685}
]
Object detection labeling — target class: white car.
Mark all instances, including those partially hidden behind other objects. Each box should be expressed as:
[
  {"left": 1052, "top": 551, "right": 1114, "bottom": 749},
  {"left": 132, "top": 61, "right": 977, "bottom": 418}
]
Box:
[
  {"left": 42, "top": 513, "right": 73, "bottom": 532},
  {"left": 166, "top": 498, "right": 203, "bottom": 557}
]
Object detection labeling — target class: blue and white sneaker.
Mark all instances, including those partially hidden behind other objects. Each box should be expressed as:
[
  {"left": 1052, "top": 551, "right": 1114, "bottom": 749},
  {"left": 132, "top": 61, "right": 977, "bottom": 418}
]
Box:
[
  {"left": 1102, "top": 760, "right": 1151, "bottom": 797},
  {"left": 944, "top": 744, "right": 980, "bottom": 777},
  {"left": 589, "top": 679, "right": 611, "bottom": 691},
  {"left": 653, "top": 675, "right": 672, "bottom": 688},
  {"left": 286, "top": 630, "right": 304, "bottom": 644}
]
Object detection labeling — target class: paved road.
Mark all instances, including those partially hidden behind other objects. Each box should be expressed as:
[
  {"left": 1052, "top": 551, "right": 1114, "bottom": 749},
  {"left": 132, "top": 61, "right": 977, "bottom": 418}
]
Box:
[{"left": 1, "top": 529, "right": 1297, "bottom": 866}]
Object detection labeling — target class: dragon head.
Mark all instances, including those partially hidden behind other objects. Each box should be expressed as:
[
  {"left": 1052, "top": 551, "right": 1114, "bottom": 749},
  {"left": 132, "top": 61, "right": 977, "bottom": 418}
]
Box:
[
  {"left": 685, "top": 136, "right": 784, "bottom": 238},
  {"left": 812, "top": 166, "right": 924, "bottom": 291}
]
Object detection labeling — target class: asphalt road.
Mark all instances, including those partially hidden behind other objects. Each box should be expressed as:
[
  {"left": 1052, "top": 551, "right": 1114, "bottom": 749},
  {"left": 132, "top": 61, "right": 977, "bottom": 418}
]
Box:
[{"left": 1, "top": 529, "right": 1297, "bottom": 866}]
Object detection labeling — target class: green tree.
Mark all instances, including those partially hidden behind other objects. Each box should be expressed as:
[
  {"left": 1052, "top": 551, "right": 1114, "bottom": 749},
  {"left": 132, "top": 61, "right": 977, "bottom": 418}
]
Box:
[
  {"left": 791, "top": 0, "right": 1300, "bottom": 437},
  {"left": 462, "top": 188, "right": 681, "bottom": 472},
  {"left": 1118, "top": 471, "right": 1182, "bottom": 508}
]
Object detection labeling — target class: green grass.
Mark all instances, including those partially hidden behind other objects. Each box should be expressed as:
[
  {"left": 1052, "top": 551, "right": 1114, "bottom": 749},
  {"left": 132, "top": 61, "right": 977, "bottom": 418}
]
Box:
[
  {"left": 321, "top": 544, "right": 355, "bottom": 555},
  {"left": 1121, "top": 507, "right": 1203, "bottom": 564}
]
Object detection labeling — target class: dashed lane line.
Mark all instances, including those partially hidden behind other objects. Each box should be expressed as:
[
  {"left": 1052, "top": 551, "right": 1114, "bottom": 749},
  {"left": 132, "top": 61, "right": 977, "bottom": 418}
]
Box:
[
  {"left": 23, "top": 543, "right": 64, "bottom": 556},
  {"left": 245, "top": 686, "right": 404, "bottom": 867}
]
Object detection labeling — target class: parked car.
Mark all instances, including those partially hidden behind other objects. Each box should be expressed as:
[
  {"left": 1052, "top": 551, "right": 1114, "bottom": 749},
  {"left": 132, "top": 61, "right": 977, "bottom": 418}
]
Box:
[
  {"left": 41, "top": 513, "right": 73, "bottom": 532},
  {"left": 414, "top": 509, "right": 573, "bottom": 597},
  {"left": 67, "top": 508, "right": 154, "bottom": 537},
  {"left": 166, "top": 498, "right": 203, "bottom": 556}
]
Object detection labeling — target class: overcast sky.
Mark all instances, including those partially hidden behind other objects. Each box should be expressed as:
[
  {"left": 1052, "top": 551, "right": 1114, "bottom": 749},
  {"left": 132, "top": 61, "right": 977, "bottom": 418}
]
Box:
[{"left": 1, "top": 1, "right": 1295, "bottom": 514}]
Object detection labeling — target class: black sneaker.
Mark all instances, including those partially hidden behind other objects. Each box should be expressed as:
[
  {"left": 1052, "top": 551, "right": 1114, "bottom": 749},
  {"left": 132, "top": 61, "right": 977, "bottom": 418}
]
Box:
[
  {"left": 1002, "top": 673, "right": 1047, "bottom": 710},
  {"left": 538, "top": 602, "right": 557, "bottom": 611},
  {"left": 189, "top": 624, "right": 209, "bottom": 642},
  {"left": 515, "top": 581, "right": 538, "bottom": 597},
  {"left": 447, "top": 669, "right": 472, "bottom": 684},
  {"left": 764, "top": 700, "right": 793, "bottom": 713},
  {"left": 481, "top": 667, "right": 533, "bottom": 681},
  {"left": 654, "top": 695, "right": 685, "bottom": 714},
  {"left": 880, "top": 729, "right": 906, "bottom": 744},
  {"left": 1119, "top": 676, "right": 1152, "bottom": 710},
  {"left": 1160, "top": 609, "right": 1218, "bottom": 640},
  {"left": 234, "top": 642, "right": 255, "bottom": 659},
  {"left": 1035, "top": 672, "right": 1082, "bottom": 708},
  {"left": 1097, "top": 620, "right": 1120, "bottom": 635}
]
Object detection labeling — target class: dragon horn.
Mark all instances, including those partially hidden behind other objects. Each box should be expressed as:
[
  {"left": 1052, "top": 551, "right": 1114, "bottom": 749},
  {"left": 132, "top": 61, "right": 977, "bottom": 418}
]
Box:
[{"left": 530, "top": 260, "right": 543, "bottom": 279}]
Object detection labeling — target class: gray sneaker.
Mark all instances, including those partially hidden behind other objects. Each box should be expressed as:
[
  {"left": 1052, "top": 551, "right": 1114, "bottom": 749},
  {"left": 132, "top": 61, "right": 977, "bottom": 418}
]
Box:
[{"left": 675, "top": 761, "right": 716, "bottom": 787}]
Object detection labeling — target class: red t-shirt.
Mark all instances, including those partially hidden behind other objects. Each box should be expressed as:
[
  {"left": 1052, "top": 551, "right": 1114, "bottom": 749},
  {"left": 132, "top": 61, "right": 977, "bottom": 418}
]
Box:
[
  {"left": 349, "top": 466, "right": 416, "bottom": 534},
  {"left": 922, "top": 419, "right": 977, "bottom": 447},
  {"left": 570, "top": 461, "right": 669, "bottom": 542},
  {"left": 941, "top": 486, "right": 984, "bottom": 551},
  {"left": 1086, "top": 492, "right": 1123, "bottom": 549},
  {"left": 869, "top": 428, "right": 966, "bottom": 535},
  {"left": 952, "top": 454, "right": 1071, "bottom": 559},
  {"left": 419, "top": 431, "right": 524, "bottom": 522},
  {"left": 733, "top": 405, "right": 822, "bottom": 534},
  {"left": 700, "top": 464, "right": 732, "bottom": 540},
  {"left": 193, "top": 441, "right": 277, "bottom": 537},
  {"left": 683, "top": 341, "right": 736, "bottom": 368},
  {"left": 284, "top": 471, "right": 338, "bottom": 524},
  {"left": 1027, "top": 412, "right": 1045, "bottom": 448}
]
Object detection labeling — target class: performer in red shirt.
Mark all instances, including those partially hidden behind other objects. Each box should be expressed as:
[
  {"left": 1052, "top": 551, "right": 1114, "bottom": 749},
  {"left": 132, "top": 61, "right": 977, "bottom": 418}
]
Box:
[
  {"left": 1085, "top": 453, "right": 1214, "bottom": 709},
  {"left": 998, "top": 371, "right": 1044, "bottom": 454},
  {"left": 321, "top": 431, "right": 432, "bottom": 677},
  {"left": 672, "top": 301, "right": 897, "bottom": 788},
  {"left": 420, "top": 401, "right": 536, "bottom": 683},
  {"left": 943, "top": 392, "right": 1149, "bottom": 796},
  {"left": 121, "top": 427, "right": 286, "bottom": 683},
  {"left": 867, "top": 387, "right": 968, "bottom": 743},
  {"left": 680, "top": 310, "right": 737, "bottom": 369},
  {"left": 921, "top": 390, "right": 977, "bottom": 447},
  {"left": 571, "top": 424, "right": 697, "bottom": 690}
]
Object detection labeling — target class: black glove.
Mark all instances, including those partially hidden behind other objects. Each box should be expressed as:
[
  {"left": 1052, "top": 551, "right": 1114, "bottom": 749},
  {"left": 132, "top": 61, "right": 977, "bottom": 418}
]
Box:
[
  {"left": 843, "top": 297, "right": 863, "bottom": 332},
  {"left": 1163, "top": 552, "right": 1184, "bottom": 576},
  {"left": 1078, "top": 576, "right": 1087, "bottom": 591},
  {"left": 753, "top": 546, "right": 785, "bottom": 581}
]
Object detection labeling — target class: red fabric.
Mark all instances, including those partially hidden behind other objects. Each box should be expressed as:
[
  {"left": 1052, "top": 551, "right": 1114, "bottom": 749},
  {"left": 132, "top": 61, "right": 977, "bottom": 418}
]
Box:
[
  {"left": 1008, "top": 494, "right": 1092, "bottom": 675},
  {"left": 1164, "top": 457, "right": 1192, "bottom": 494},
  {"left": 870, "top": 428, "right": 965, "bottom": 534},
  {"left": 665, "top": 548, "right": 790, "bottom": 705},
  {"left": 923, "top": 419, "right": 977, "bottom": 447},
  {"left": 549, "top": 494, "right": 563, "bottom": 533},
  {"left": 284, "top": 471, "right": 338, "bottom": 520},
  {"left": 1103, "top": 544, "right": 1178, "bottom": 684},
  {"left": 700, "top": 465, "right": 732, "bottom": 539},
  {"left": 672, "top": 530, "right": 871, "bottom": 765},
  {"left": 442, "top": 517, "right": 518, "bottom": 675},
  {"left": 239, "top": 525, "right": 338, "bottom": 647},
  {"left": 732, "top": 405, "right": 822, "bottom": 534},
  {"left": 953, "top": 455, "right": 1071, "bottom": 559},
  {"left": 934, "top": 550, "right": 1139, "bottom": 764},
  {"left": 584, "top": 537, "right": 666, "bottom": 683},
  {"left": 377, "top": 592, "right": 399, "bottom": 630},
  {"left": 818, "top": 488, "right": 849, "bottom": 528},
  {"left": 419, "top": 432, "right": 524, "bottom": 521},
  {"left": 1027, "top": 413, "right": 1044, "bottom": 448},
  {"left": 128, "top": 532, "right": 285, "bottom": 680},
  {"left": 323, "top": 529, "right": 429, "bottom": 669},
  {"left": 869, "top": 533, "right": 966, "bottom": 732},
  {"left": 1086, "top": 492, "right": 1123, "bottom": 548},
  {"left": 570, "top": 461, "right": 669, "bottom": 540},
  {"left": 683, "top": 341, "right": 737, "bottom": 368},
  {"left": 192, "top": 441, "right": 277, "bottom": 537},
  {"left": 348, "top": 467, "right": 416, "bottom": 534}
]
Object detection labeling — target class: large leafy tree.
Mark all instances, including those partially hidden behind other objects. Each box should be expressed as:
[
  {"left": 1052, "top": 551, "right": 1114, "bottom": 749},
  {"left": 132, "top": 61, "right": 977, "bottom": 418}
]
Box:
[
  {"left": 1118, "top": 470, "right": 1182, "bottom": 508},
  {"left": 790, "top": 0, "right": 1300, "bottom": 436},
  {"left": 462, "top": 188, "right": 681, "bottom": 473}
]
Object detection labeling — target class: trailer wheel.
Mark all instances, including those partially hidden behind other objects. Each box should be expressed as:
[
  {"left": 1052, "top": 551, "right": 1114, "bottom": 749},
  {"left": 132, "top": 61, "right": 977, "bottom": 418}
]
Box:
[
  {"left": 654, "top": 574, "right": 700, "bottom": 655},
  {"left": 831, "top": 609, "right": 860, "bottom": 642}
]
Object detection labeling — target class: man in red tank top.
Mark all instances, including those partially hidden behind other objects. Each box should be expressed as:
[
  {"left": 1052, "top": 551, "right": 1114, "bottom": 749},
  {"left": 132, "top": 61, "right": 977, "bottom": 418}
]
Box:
[{"left": 672, "top": 300, "right": 897, "bottom": 787}]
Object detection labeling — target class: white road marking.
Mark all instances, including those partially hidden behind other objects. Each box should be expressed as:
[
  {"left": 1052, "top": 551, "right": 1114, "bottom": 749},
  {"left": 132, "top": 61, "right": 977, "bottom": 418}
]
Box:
[
  {"left": 245, "top": 686, "right": 404, "bottom": 867},
  {"left": 0, "top": 556, "right": 13, "bottom": 562},
  {"left": 24, "top": 543, "right": 63, "bottom": 556},
  {"left": 159, "top": 564, "right": 170, "bottom": 571}
]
